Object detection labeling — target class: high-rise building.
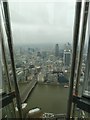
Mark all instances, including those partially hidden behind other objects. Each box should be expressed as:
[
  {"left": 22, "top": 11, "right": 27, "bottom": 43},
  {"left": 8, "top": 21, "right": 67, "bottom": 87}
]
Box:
[
  {"left": 55, "top": 44, "right": 59, "bottom": 57},
  {"left": 60, "top": 49, "right": 64, "bottom": 59},
  {"left": 63, "top": 50, "right": 71, "bottom": 67},
  {"left": 37, "top": 51, "right": 41, "bottom": 57},
  {"left": 64, "top": 43, "right": 72, "bottom": 51}
]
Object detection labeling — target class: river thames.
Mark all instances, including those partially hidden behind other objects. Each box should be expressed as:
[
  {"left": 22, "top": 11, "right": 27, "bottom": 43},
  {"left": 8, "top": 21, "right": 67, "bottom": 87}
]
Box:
[{"left": 26, "top": 84, "right": 69, "bottom": 114}]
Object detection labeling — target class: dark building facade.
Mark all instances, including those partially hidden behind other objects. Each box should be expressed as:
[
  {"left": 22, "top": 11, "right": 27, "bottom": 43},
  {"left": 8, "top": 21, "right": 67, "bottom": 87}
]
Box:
[{"left": 55, "top": 44, "right": 59, "bottom": 57}]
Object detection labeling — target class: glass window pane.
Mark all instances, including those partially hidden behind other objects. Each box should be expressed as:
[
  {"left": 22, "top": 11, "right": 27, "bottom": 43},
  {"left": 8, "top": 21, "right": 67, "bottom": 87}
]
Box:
[{"left": 8, "top": 1, "right": 75, "bottom": 115}]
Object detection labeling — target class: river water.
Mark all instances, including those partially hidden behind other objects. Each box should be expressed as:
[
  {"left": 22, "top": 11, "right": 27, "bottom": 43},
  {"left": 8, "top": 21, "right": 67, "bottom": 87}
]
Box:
[{"left": 26, "top": 84, "right": 69, "bottom": 114}]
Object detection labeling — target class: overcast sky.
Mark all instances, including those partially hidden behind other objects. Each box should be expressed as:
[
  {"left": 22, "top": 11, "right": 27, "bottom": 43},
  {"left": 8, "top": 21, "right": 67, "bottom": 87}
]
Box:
[{"left": 8, "top": 0, "right": 75, "bottom": 45}]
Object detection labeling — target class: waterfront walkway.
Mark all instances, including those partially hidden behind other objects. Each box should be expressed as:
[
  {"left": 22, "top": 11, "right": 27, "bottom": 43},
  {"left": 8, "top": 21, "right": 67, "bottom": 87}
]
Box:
[{"left": 21, "top": 79, "right": 37, "bottom": 103}]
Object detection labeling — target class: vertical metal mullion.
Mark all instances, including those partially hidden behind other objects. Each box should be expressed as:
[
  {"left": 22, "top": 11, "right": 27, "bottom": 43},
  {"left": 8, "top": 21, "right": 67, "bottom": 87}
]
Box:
[
  {"left": 82, "top": 2, "right": 90, "bottom": 96},
  {"left": 82, "top": 36, "right": 90, "bottom": 95},
  {"left": 0, "top": 28, "right": 16, "bottom": 118},
  {"left": 75, "top": 1, "right": 89, "bottom": 97},
  {"left": 1, "top": 26, "right": 11, "bottom": 93},
  {"left": 2, "top": 1, "right": 23, "bottom": 119},
  {"left": 0, "top": 2, "right": 16, "bottom": 118},
  {"left": 66, "top": 1, "right": 82, "bottom": 119},
  {"left": 72, "top": 2, "right": 89, "bottom": 118}
]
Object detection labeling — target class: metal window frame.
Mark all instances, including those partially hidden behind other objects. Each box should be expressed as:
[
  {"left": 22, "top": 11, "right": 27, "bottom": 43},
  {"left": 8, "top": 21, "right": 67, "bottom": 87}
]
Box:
[
  {"left": 1, "top": 1, "right": 23, "bottom": 119},
  {"left": 66, "top": 1, "right": 82, "bottom": 119},
  {"left": 82, "top": 36, "right": 90, "bottom": 98}
]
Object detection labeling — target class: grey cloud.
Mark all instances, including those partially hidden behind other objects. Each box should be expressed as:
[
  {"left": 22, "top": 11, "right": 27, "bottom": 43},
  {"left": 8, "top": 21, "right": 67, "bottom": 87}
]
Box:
[{"left": 9, "top": 1, "right": 75, "bottom": 44}]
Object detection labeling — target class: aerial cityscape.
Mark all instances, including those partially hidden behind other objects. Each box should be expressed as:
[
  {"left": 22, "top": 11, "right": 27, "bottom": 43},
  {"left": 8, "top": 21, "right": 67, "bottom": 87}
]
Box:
[
  {"left": 3, "top": 42, "right": 86, "bottom": 86},
  {"left": 1, "top": 0, "right": 90, "bottom": 119},
  {"left": 3, "top": 43, "right": 73, "bottom": 86},
  {"left": 2, "top": 42, "right": 87, "bottom": 118}
]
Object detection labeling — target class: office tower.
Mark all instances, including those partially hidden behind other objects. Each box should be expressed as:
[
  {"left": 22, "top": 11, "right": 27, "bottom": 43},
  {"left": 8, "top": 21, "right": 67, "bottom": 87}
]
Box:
[
  {"left": 60, "top": 49, "right": 64, "bottom": 59},
  {"left": 63, "top": 50, "right": 71, "bottom": 67},
  {"left": 55, "top": 44, "right": 59, "bottom": 57}
]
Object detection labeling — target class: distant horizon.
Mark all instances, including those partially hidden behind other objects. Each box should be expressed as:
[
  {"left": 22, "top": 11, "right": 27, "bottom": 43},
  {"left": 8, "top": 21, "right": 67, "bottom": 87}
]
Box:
[
  {"left": 13, "top": 41, "right": 72, "bottom": 45},
  {"left": 13, "top": 42, "right": 72, "bottom": 50}
]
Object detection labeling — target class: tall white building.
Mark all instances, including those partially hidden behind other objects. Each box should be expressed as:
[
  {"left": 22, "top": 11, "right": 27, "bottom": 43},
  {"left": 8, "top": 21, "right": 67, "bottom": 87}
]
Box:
[
  {"left": 37, "top": 72, "right": 45, "bottom": 83},
  {"left": 63, "top": 50, "right": 71, "bottom": 68}
]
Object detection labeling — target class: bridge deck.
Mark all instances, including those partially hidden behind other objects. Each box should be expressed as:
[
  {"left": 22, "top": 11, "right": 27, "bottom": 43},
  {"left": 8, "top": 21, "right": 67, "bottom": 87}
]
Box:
[{"left": 21, "top": 79, "right": 37, "bottom": 103}]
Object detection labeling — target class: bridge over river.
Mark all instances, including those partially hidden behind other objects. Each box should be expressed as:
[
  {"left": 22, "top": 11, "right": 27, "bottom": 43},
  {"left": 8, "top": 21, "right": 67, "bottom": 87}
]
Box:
[{"left": 21, "top": 79, "right": 37, "bottom": 103}]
